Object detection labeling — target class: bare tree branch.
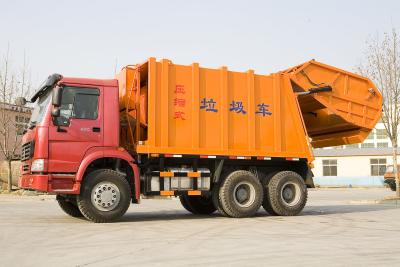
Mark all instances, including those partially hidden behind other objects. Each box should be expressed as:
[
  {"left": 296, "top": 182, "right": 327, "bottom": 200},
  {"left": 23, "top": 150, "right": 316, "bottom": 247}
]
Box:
[
  {"left": 359, "top": 28, "right": 400, "bottom": 197},
  {"left": 0, "top": 45, "right": 32, "bottom": 191}
]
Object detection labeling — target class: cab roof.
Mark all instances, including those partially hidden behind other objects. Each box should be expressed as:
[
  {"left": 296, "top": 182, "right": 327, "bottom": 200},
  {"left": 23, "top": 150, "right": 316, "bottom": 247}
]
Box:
[{"left": 60, "top": 77, "right": 118, "bottom": 87}]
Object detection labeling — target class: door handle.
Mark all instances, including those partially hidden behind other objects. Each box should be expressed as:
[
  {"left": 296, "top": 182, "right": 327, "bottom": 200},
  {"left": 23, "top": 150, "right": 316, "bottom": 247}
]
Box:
[{"left": 92, "top": 127, "right": 101, "bottom": 132}]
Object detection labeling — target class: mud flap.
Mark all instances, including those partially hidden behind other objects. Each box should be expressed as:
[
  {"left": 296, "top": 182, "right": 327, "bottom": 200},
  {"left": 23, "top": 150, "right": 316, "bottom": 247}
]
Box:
[{"left": 305, "top": 169, "right": 315, "bottom": 188}]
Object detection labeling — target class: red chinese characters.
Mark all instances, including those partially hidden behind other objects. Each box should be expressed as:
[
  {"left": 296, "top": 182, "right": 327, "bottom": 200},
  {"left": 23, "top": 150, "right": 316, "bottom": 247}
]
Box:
[{"left": 174, "top": 84, "right": 186, "bottom": 120}]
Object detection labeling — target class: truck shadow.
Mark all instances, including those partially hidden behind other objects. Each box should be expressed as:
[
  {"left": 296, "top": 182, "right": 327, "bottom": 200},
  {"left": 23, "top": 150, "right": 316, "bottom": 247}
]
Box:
[
  {"left": 302, "top": 204, "right": 399, "bottom": 216},
  {"left": 120, "top": 210, "right": 223, "bottom": 223},
  {"left": 117, "top": 204, "right": 399, "bottom": 223}
]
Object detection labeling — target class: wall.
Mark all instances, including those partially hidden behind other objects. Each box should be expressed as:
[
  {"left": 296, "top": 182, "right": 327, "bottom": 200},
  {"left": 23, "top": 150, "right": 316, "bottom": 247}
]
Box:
[
  {"left": 0, "top": 103, "right": 31, "bottom": 161},
  {"left": 0, "top": 161, "right": 21, "bottom": 186},
  {"left": 312, "top": 155, "right": 390, "bottom": 186},
  {"left": 313, "top": 155, "right": 392, "bottom": 177}
]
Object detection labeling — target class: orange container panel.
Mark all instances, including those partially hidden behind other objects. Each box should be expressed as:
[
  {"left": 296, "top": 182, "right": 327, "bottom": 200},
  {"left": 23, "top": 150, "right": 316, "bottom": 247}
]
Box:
[
  {"left": 286, "top": 60, "right": 382, "bottom": 148},
  {"left": 120, "top": 58, "right": 313, "bottom": 161},
  {"left": 117, "top": 58, "right": 382, "bottom": 161}
]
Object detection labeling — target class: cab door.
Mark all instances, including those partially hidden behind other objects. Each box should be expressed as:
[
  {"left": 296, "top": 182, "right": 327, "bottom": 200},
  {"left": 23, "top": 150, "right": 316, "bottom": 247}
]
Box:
[{"left": 48, "top": 85, "right": 103, "bottom": 173}]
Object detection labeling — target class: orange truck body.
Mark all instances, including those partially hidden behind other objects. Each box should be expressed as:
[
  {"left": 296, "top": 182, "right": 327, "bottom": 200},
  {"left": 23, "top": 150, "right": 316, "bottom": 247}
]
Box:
[
  {"left": 117, "top": 58, "right": 382, "bottom": 162},
  {"left": 18, "top": 57, "right": 383, "bottom": 222}
]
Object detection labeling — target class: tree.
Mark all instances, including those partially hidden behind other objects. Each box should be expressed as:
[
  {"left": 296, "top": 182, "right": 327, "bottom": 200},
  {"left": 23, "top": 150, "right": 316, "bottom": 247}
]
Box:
[
  {"left": 360, "top": 29, "right": 400, "bottom": 197},
  {"left": 0, "top": 46, "right": 32, "bottom": 192}
]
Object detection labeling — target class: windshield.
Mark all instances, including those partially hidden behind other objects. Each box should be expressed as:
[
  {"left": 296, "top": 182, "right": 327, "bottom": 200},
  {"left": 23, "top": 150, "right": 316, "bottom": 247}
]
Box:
[{"left": 29, "top": 90, "right": 52, "bottom": 127}]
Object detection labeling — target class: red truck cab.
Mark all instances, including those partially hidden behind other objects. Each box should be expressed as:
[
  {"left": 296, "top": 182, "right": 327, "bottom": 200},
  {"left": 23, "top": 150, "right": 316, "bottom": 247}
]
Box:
[{"left": 19, "top": 75, "right": 140, "bottom": 218}]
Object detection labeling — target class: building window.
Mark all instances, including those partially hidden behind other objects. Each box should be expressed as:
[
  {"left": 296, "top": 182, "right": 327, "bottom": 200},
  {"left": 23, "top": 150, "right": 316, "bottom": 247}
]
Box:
[
  {"left": 370, "top": 158, "right": 387, "bottom": 176},
  {"left": 377, "top": 142, "right": 388, "bottom": 148},
  {"left": 322, "top": 159, "right": 337, "bottom": 176},
  {"left": 366, "top": 131, "right": 374, "bottom": 140},
  {"left": 346, "top": 144, "right": 359, "bottom": 149},
  {"left": 361, "top": 143, "right": 375, "bottom": 148},
  {"left": 14, "top": 115, "right": 28, "bottom": 123},
  {"left": 376, "top": 129, "right": 387, "bottom": 139},
  {"left": 16, "top": 124, "right": 25, "bottom": 135},
  {"left": 14, "top": 115, "right": 29, "bottom": 135}
]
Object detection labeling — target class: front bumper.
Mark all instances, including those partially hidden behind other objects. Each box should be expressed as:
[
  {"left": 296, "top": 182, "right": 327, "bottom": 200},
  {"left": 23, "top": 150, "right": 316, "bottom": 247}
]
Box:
[
  {"left": 19, "top": 174, "right": 80, "bottom": 194},
  {"left": 19, "top": 174, "right": 49, "bottom": 192}
]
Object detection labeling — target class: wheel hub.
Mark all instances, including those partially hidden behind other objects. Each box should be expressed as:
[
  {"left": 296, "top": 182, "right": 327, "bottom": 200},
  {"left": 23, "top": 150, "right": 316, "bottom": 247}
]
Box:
[
  {"left": 280, "top": 182, "right": 301, "bottom": 207},
  {"left": 233, "top": 182, "right": 256, "bottom": 208},
  {"left": 91, "top": 182, "right": 121, "bottom": 211},
  {"left": 283, "top": 186, "right": 294, "bottom": 202},
  {"left": 236, "top": 187, "right": 249, "bottom": 203}
]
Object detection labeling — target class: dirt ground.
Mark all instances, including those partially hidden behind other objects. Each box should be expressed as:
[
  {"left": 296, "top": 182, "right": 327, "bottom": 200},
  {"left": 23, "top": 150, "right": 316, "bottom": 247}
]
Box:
[{"left": 0, "top": 188, "right": 399, "bottom": 267}]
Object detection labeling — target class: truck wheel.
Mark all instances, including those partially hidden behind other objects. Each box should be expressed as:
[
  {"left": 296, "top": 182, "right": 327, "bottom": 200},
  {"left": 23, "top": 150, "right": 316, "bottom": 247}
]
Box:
[
  {"left": 212, "top": 183, "right": 229, "bottom": 216},
  {"left": 261, "top": 172, "right": 279, "bottom": 215},
  {"left": 179, "top": 195, "right": 216, "bottom": 215},
  {"left": 389, "top": 181, "right": 396, "bottom": 191},
  {"left": 267, "top": 171, "right": 307, "bottom": 216},
  {"left": 56, "top": 195, "right": 83, "bottom": 218},
  {"left": 179, "top": 195, "right": 194, "bottom": 213},
  {"left": 219, "top": 170, "right": 263, "bottom": 218},
  {"left": 77, "top": 169, "right": 131, "bottom": 223}
]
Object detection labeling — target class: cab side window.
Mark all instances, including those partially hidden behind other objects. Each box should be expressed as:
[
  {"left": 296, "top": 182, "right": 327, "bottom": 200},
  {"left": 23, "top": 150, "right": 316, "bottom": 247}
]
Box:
[
  {"left": 74, "top": 93, "right": 99, "bottom": 119},
  {"left": 54, "top": 87, "right": 99, "bottom": 126}
]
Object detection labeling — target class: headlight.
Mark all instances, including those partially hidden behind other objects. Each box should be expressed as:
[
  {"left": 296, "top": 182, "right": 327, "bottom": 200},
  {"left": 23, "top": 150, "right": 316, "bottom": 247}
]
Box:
[{"left": 31, "top": 159, "right": 45, "bottom": 172}]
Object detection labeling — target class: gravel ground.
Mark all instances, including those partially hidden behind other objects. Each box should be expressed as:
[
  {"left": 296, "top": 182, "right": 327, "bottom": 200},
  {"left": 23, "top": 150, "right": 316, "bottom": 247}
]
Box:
[{"left": 0, "top": 188, "right": 399, "bottom": 267}]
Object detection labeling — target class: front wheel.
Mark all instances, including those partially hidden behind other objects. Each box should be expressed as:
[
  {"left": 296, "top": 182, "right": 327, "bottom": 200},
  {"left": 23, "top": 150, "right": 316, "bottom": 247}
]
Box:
[
  {"left": 57, "top": 195, "right": 83, "bottom": 218},
  {"left": 77, "top": 169, "right": 131, "bottom": 223}
]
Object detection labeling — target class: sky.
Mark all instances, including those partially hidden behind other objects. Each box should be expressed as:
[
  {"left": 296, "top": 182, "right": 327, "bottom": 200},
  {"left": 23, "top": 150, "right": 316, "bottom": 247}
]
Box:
[{"left": 1, "top": 0, "right": 400, "bottom": 90}]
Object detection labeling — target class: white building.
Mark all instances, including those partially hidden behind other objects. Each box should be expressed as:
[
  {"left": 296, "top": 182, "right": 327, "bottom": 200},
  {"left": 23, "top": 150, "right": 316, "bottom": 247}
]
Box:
[{"left": 312, "top": 121, "right": 395, "bottom": 186}]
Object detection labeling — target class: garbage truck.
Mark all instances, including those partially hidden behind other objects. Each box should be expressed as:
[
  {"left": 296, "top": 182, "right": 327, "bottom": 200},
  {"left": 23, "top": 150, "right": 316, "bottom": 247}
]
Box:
[{"left": 18, "top": 58, "right": 382, "bottom": 222}]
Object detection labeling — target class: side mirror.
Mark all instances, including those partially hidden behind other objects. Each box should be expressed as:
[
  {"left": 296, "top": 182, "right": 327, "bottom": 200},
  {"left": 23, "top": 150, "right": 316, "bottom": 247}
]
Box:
[
  {"left": 52, "top": 86, "right": 62, "bottom": 107},
  {"left": 15, "top": 97, "right": 27, "bottom": 106},
  {"left": 51, "top": 107, "right": 60, "bottom": 117}
]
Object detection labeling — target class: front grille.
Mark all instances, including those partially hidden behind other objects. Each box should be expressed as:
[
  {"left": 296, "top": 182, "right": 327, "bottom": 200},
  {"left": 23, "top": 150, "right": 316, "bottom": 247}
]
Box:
[
  {"left": 22, "top": 164, "right": 30, "bottom": 172},
  {"left": 21, "top": 141, "right": 34, "bottom": 161}
]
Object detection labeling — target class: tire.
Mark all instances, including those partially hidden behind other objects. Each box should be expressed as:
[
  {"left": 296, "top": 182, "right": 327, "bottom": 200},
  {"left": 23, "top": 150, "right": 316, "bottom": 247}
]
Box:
[
  {"left": 267, "top": 171, "right": 307, "bottom": 216},
  {"left": 389, "top": 181, "right": 396, "bottom": 191},
  {"left": 77, "top": 169, "right": 131, "bottom": 223},
  {"left": 212, "top": 183, "right": 229, "bottom": 216},
  {"left": 179, "top": 195, "right": 216, "bottom": 215},
  {"left": 56, "top": 195, "right": 83, "bottom": 218},
  {"left": 219, "top": 170, "right": 263, "bottom": 218},
  {"left": 261, "top": 172, "right": 279, "bottom": 215},
  {"left": 179, "top": 195, "right": 195, "bottom": 213}
]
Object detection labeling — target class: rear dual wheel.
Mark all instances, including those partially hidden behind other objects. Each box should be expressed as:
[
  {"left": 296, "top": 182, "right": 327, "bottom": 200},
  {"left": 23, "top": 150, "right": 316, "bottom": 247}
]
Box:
[
  {"left": 212, "top": 170, "right": 307, "bottom": 217},
  {"left": 390, "top": 183, "right": 396, "bottom": 191},
  {"left": 179, "top": 195, "right": 216, "bottom": 215},
  {"left": 212, "top": 182, "right": 229, "bottom": 216},
  {"left": 262, "top": 171, "right": 308, "bottom": 216},
  {"left": 218, "top": 170, "right": 263, "bottom": 218},
  {"left": 386, "top": 180, "right": 396, "bottom": 191}
]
